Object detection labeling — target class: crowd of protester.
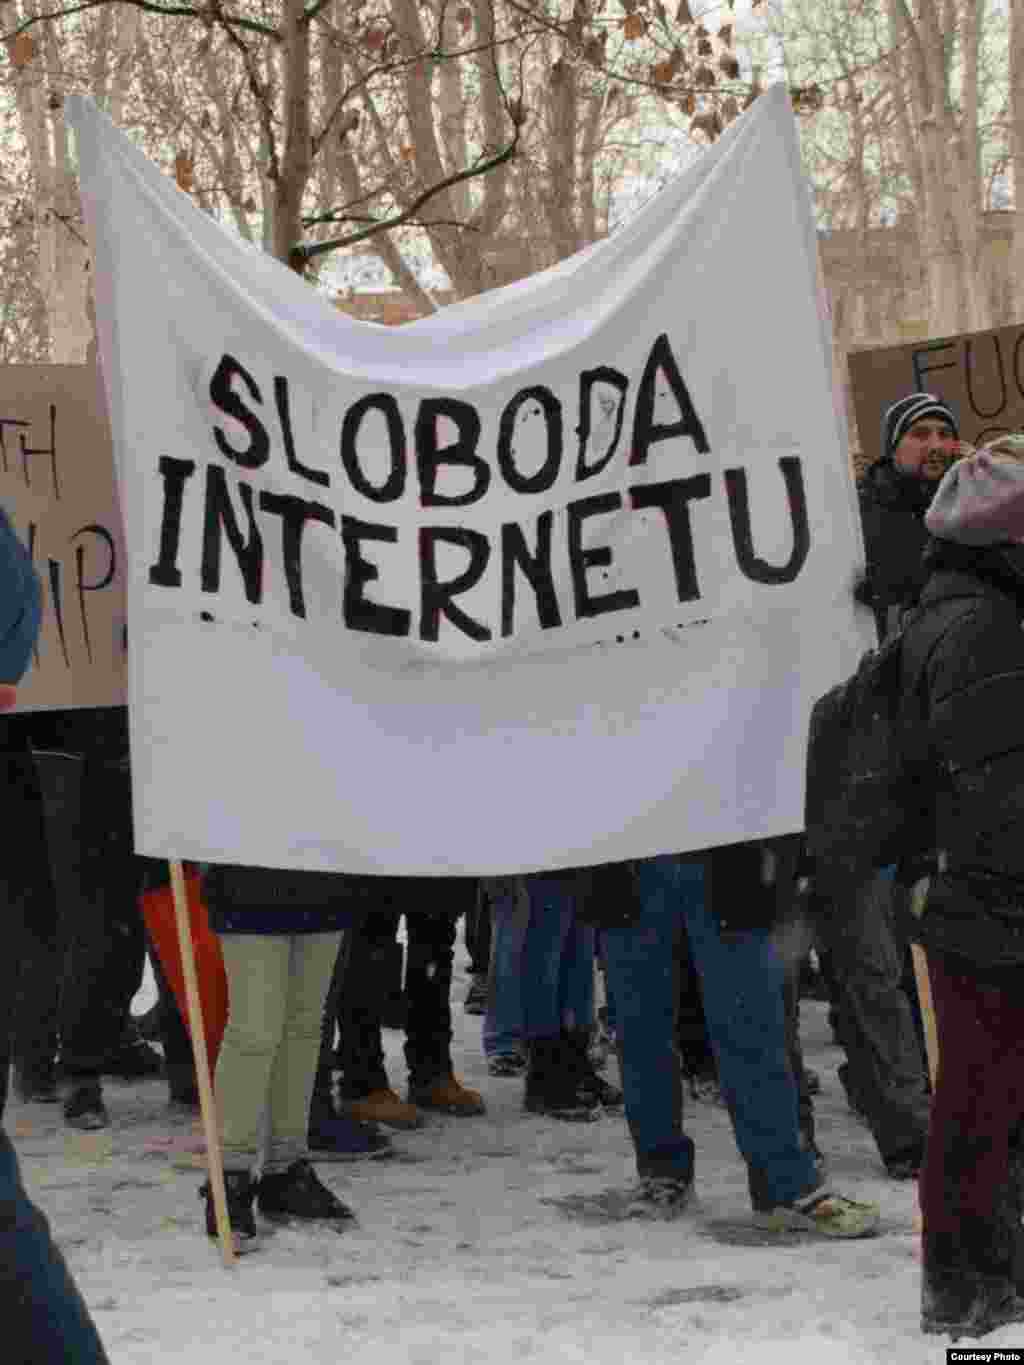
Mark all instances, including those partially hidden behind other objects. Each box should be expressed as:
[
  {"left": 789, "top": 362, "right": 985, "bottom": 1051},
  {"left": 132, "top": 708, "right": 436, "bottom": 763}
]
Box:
[{"left": 5, "top": 388, "right": 1024, "bottom": 1351}]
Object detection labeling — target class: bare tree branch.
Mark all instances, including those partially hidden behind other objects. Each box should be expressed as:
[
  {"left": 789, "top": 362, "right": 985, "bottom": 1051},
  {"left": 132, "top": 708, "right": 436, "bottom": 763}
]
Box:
[{"left": 295, "top": 129, "right": 519, "bottom": 263}]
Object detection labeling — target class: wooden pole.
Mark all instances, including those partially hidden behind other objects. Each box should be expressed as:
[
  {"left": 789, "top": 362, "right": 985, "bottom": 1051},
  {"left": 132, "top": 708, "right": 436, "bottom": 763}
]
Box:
[
  {"left": 168, "top": 859, "right": 236, "bottom": 1267},
  {"left": 910, "top": 942, "right": 939, "bottom": 1091}
]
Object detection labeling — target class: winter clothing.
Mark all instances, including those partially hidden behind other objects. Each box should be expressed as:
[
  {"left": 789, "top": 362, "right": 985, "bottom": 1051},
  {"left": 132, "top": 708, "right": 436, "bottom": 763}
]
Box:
[
  {"left": 855, "top": 459, "right": 938, "bottom": 635},
  {"left": 918, "top": 954, "right": 1024, "bottom": 1339},
  {"left": 898, "top": 525, "right": 1024, "bottom": 1334},
  {"left": 925, "top": 449, "right": 1024, "bottom": 546},
  {"left": 902, "top": 540, "right": 1024, "bottom": 974},
  {"left": 812, "top": 867, "right": 930, "bottom": 1168},
  {"left": 0, "top": 512, "right": 110, "bottom": 1362},
  {"left": 0, "top": 1129, "right": 111, "bottom": 1363},
  {"left": 520, "top": 873, "right": 596, "bottom": 1041},
  {"left": 0, "top": 505, "right": 41, "bottom": 684},
  {"left": 603, "top": 853, "right": 835, "bottom": 1214},
  {"left": 482, "top": 876, "right": 528, "bottom": 1063},
  {"left": 881, "top": 392, "right": 958, "bottom": 465},
  {"left": 215, "top": 930, "right": 343, "bottom": 1174},
  {"left": 203, "top": 864, "right": 363, "bottom": 937}
]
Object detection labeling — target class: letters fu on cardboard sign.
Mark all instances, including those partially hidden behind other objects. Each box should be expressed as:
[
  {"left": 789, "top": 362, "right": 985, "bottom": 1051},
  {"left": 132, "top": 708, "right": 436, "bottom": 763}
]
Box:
[{"left": 68, "top": 86, "right": 869, "bottom": 875}]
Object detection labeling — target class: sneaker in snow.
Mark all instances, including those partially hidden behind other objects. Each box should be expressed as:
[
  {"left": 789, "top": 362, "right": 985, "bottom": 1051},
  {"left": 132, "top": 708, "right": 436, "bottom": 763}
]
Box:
[{"left": 753, "top": 1188, "right": 880, "bottom": 1239}]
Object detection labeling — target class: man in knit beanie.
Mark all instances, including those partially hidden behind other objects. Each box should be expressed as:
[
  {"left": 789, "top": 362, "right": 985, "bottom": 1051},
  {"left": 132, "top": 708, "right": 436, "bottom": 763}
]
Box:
[
  {"left": 855, "top": 392, "right": 962, "bottom": 636},
  {"left": 811, "top": 393, "right": 961, "bottom": 1183}
]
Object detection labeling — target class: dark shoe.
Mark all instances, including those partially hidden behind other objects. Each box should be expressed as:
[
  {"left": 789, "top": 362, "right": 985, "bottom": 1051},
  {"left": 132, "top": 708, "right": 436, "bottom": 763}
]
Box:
[
  {"left": 257, "top": 1159, "right": 355, "bottom": 1225},
  {"left": 64, "top": 1081, "right": 109, "bottom": 1131},
  {"left": 463, "top": 975, "right": 488, "bottom": 1016},
  {"left": 487, "top": 1051, "right": 527, "bottom": 1078},
  {"left": 922, "top": 1267, "right": 1024, "bottom": 1341},
  {"left": 308, "top": 1115, "right": 394, "bottom": 1162},
  {"left": 628, "top": 1175, "right": 696, "bottom": 1218},
  {"left": 14, "top": 1062, "right": 59, "bottom": 1104},
  {"left": 199, "top": 1168, "right": 257, "bottom": 1241},
  {"left": 104, "top": 1036, "right": 164, "bottom": 1080},
  {"left": 565, "top": 1029, "right": 623, "bottom": 1109},
  {"left": 524, "top": 1038, "right": 600, "bottom": 1122},
  {"left": 884, "top": 1142, "right": 925, "bottom": 1180}
]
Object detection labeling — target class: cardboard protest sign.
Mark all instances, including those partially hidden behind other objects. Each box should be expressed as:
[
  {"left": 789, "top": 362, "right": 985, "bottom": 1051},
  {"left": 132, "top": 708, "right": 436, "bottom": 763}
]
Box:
[
  {"left": 0, "top": 366, "right": 127, "bottom": 710},
  {"left": 68, "top": 87, "right": 870, "bottom": 875},
  {"left": 848, "top": 323, "right": 1024, "bottom": 468}
]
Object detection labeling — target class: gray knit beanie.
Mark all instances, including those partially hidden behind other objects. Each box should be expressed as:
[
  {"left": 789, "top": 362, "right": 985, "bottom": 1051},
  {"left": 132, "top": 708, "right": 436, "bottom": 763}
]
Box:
[{"left": 925, "top": 441, "right": 1024, "bottom": 545}]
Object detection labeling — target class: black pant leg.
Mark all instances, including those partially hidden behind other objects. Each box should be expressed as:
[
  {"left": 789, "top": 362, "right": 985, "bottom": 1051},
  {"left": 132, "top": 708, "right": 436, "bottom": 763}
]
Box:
[
  {"left": 336, "top": 910, "right": 399, "bottom": 1099},
  {"left": 59, "top": 761, "right": 146, "bottom": 1079}
]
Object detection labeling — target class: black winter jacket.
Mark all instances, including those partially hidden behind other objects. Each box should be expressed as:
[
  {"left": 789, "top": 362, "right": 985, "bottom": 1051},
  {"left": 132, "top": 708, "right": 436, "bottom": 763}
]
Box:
[
  {"left": 901, "top": 540, "right": 1024, "bottom": 978},
  {"left": 856, "top": 461, "right": 938, "bottom": 636}
]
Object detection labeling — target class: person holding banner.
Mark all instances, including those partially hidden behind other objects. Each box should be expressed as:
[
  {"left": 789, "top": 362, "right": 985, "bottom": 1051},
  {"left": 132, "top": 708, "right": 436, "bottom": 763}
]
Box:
[
  {"left": 885, "top": 440, "right": 1024, "bottom": 1338},
  {"left": 1, "top": 503, "right": 111, "bottom": 1364},
  {"left": 598, "top": 847, "right": 879, "bottom": 1235},
  {"left": 198, "top": 864, "right": 358, "bottom": 1241}
]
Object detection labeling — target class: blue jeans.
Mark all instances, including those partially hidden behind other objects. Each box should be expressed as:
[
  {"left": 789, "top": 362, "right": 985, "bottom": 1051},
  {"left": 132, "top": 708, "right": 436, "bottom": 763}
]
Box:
[
  {"left": 606, "top": 855, "right": 819, "bottom": 1209},
  {"left": 520, "top": 874, "right": 595, "bottom": 1040},
  {"left": 482, "top": 878, "right": 528, "bottom": 1059},
  {"left": 0, "top": 1128, "right": 110, "bottom": 1363}
]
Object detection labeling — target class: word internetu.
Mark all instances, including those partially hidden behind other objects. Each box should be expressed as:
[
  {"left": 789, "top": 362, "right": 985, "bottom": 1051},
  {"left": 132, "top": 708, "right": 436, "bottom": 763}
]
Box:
[{"left": 149, "top": 337, "right": 810, "bottom": 643}]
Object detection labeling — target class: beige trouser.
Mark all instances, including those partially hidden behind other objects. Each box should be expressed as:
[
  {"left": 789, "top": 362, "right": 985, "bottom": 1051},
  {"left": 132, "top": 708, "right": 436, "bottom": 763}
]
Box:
[{"left": 215, "top": 931, "right": 343, "bottom": 1175}]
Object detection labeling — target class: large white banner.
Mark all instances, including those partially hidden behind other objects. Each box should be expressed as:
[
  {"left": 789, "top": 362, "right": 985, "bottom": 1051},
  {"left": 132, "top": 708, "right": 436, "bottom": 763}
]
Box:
[{"left": 68, "top": 88, "right": 870, "bottom": 875}]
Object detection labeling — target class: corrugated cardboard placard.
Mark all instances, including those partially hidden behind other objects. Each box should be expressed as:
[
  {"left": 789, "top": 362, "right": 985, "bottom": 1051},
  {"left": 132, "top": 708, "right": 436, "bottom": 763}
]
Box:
[
  {"left": 848, "top": 323, "right": 1024, "bottom": 469},
  {"left": 0, "top": 365, "right": 127, "bottom": 710}
]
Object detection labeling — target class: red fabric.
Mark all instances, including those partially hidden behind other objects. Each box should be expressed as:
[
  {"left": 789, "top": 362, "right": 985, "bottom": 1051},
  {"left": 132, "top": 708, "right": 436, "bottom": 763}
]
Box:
[
  {"left": 139, "top": 870, "right": 228, "bottom": 1073},
  {"left": 919, "top": 952, "right": 1024, "bottom": 1260}
]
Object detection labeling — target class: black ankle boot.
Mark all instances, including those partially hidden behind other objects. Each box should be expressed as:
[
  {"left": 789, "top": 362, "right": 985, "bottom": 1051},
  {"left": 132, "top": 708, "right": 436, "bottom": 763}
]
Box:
[
  {"left": 257, "top": 1159, "right": 355, "bottom": 1225},
  {"left": 524, "top": 1038, "right": 600, "bottom": 1121},
  {"left": 565, "top": 1029, "right": 623, "bottom": 1109},
  {"left": 199, "top": 1169, "right": 257, "bottom": 1241}
]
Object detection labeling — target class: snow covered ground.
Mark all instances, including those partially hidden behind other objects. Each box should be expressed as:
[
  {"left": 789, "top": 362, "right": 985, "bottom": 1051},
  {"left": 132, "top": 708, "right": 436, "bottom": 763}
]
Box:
[{"left": 7, "top": 943, "right": 1009, "bottom": 1364}]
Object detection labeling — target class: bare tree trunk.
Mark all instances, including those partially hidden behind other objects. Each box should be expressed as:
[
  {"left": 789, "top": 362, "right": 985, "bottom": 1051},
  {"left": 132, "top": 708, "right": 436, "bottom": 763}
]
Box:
[
  {"left": 1009, "top": 0, "right": 1024, "bottom": 319},
  {"left": 273, "top": 0, "right": 312, "bottom": 266}
]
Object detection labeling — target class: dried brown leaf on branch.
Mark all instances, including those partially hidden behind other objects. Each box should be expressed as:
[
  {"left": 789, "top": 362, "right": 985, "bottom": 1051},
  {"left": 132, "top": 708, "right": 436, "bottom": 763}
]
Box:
[
  {"left": 8, "top": 32, "right": 37, "bottom": 69},
  {"left": 623, "top": 13, "right": 647, "bottom": 39},
  {"left": 174, "top": 152, "right": 195, "bottom": 193},
  {"left": 457, "top": 5, "right": 473, "bottom": 33},
  {"left": 651, "top": 59, "right": 674, "bottom": 85},
  {"left": 364, "top": 27, "right": 387, "bottom": 52}
]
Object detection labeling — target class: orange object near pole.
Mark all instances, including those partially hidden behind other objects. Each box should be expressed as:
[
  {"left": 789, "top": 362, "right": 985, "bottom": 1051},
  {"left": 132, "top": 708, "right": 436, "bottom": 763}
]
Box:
[
  {"left": 139, "top": 866, "right": 228, "bottom": 1072},
  {"left": 167, "top": 860, "right": 235, "bottom": 1268}
]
